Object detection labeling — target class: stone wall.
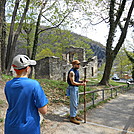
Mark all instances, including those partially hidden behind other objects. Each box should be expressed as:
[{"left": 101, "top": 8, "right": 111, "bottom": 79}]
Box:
[
  {"left": 35, "top": 56, "right": 62, "bottom": 80},
  {"left": 35, "top": 46, "right": 98, "bottom": 81}
]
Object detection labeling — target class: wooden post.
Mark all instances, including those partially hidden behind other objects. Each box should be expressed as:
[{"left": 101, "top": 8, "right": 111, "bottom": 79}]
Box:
[
  {"left": 92, "top": 92, "right": 95, "bottom": 106},
  {"left": 102, "top": 90, "right": 104, "bottom": 101},
  {"left": 83, "top": 67, "right": 86, "bottom": 123},
  {"left": 111, "top": 89, "right": 113, "bottom": 98},
  {"left": 115, "top": 89, "right": 117, "bottom": 96}
]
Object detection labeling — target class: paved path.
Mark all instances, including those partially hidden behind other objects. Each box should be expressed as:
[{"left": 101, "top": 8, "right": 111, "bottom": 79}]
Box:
[
  {"left": 86, "top": 89, "right": 134, "bottom": 134},
  {"left": 42, "top": 89, "right": 134, "bottom": 134}
]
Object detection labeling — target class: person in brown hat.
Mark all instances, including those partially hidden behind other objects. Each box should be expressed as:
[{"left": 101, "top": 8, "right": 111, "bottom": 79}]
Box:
[{"left": 67, "top": 60, "right": 86, "bottom": 124}]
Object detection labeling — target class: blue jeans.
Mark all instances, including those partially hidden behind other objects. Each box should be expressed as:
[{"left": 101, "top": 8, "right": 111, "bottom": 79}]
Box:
[{"left": 68, "top": 86, "right": 79, "bottom": 117}]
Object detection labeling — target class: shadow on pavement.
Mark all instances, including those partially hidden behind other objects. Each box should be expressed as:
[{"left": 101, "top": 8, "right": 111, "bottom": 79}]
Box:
[
  {"left": 121, "top": 107, "right": 134, "bottom": 134},
  {"left": 43, "top": 113, "right": 70, "bottom": 122}
]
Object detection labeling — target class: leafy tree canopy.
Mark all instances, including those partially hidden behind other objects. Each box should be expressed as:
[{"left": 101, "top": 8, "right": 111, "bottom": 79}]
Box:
[{"left": 36, "top": 28, "right": 94, "bottom": 60}]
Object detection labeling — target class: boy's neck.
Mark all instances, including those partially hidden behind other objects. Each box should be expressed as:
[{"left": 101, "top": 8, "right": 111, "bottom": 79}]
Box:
[{"left": 16, "top": 74, "right": 28, "bottom": 78}]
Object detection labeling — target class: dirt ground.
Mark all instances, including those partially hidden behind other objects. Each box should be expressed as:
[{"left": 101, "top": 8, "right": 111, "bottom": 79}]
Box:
[
  {"left": 1, "top": 80, "right": 134, "bottom": 134},
  {"left": 0, "top": 80, "right": 115, "bottom": 134},
  {"left": 0, "top": 80, "right": 7, "bottom": 134}
]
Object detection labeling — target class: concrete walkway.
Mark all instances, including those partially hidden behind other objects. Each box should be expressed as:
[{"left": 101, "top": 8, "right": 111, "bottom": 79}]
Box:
[
  {"left": 42, "top": 89, "right": 134, "bottom": 134},
  {"left": 86, "top": 89, "right": 134, "bottom": 134}
]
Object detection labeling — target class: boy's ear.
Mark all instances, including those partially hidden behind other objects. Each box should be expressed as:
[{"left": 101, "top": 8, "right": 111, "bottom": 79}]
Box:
[{"left": 26, "top": 66, "right": 30, "bottom": 71}]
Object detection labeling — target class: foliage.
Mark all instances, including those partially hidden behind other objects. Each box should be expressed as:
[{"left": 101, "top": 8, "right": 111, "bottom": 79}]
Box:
[
  {"left": 97, "top": 0, "right": 134, "bottom": 85},
  {"left": 125, "top": 50, "right": 134, "bottom": 79},
  {"left": 36, "top": 28, "right": 94, "bottom": 60},
  {"left": 2, "top": 74, "right": 13, "bottom": 81},
  {"left": 2, "top": 0, "right": 93, "bottom": 74},
  {"left": 0, "top": 118, "right": 4, "bottom": 123},
  {"left": 125, "top": 50, "right": 134, "bottom": 63},
  {"left": 112, "top": 48, "right": 132, "bottom": 77},
  {"left": 37, "top": 75, "right": 127, "bottom": 105},
  {"left": 36, "top": 48, "right": 54, "bottom": 60}
]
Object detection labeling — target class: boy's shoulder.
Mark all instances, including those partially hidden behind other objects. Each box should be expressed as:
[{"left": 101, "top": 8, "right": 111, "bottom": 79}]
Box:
[
  {"left": 6, "top": 78, "right": 39, "bottom": 84},
  {"left": 26, "top": 78, "right": 40, "bottom": 84}
]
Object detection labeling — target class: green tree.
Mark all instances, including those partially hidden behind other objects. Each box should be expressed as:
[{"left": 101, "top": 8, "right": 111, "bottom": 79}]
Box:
[
  {"left": 30, "top": 0, "right": 78, "bottom": 61},
  {"left": 112, "top": 48, "right": 132, "bottom": 77},
  {"left": 20, "top": 23, "right": 35, "bottom": 57},
  {"left": 5, "top": 0, "right": 31, "bottom": 74},
  {"left": 20, "top": 4, "right": 38, "bottom": 57},
  {"left": 2, "top": 0, "right": 96, "bottom": 75},
  {"left": 97, "top": 0, "right": 134, "bottom": 85},
  {"left": 80, "top": 0, "right": 133, "bottom": 85},
  {"left": 125, "top": 50, "right": 134, "bottom": 80},
  {"left": 36, "top": 48, "right": 54, "bottom": 60},
  {"left": 36, "top": 29, "right": 94, "bottom": 59}
]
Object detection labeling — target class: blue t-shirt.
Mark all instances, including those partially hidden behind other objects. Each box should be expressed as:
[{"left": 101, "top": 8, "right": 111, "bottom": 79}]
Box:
[{"left": 4, "top": 77, "right": 48, "bottom": 134}]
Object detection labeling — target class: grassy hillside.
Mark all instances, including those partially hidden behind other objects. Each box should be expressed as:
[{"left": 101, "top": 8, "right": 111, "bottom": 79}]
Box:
[
  {"left": 2, "top": 74, "right": 127, "bottom": 106},
  {"left": 16, "top": 28, "right": 106, "bottom": 61}
]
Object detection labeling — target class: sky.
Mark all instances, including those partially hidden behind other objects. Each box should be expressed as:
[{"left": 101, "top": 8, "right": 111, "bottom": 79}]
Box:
[
  {"left": 70, "top": 21, "right": 133, "bottom": 50},
  {"left": 69, "top": 1, "right": 134, "bottom": 49},
  {"left": 70, "top": 22, "right": 109, "bottom": 46}
]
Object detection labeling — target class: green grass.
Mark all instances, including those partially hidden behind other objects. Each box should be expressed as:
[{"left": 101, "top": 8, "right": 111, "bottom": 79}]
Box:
[
  {"left": 37, "top": 77, "right": 129, "bottom": 105},
  {"left": 37, "top": 79, "right": 69, "bottom": 105},
  {"left": 37, "top": 78, "right": 100, "bottom": 104},
  {"left": 0, "top": 117, "right": 4, "bottom": 123},
  {"left": 109, "top": 79, "right": 127, "bottom": 86},
  {"left": 0, "top": 100, "right": 5, "bottom": 105},
  {"left": 1, "top": 74, "right": 129, "bottom": 106},
  {"left": 2, "top": 74, "right": 13, "bottom": 81}
]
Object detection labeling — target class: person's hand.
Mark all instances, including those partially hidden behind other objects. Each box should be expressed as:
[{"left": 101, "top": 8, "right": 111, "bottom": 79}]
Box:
[
  {"left": 85, "top": 80, "right": 88, "bottom": 83},
  {"left": 81, "top": 82, "right": 86, "bottom": 86},
  {"left": 81, "top": 80, "right": 88, "bottom": 83}
]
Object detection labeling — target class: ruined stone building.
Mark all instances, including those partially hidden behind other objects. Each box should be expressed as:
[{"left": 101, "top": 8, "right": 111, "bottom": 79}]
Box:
[{"left": 35, "top": 46, "right": 98, "bottom": 81}]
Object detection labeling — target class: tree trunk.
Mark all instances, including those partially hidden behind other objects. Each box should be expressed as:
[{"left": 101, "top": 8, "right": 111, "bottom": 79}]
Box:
[
  {"left": 31, "top": 3, "right": 44, "bottom": 60},
  {"left": 99, "top": 0, "right": 134, "bottom": 85},
  {"left": 99, "top": 54, "right": 114, "bottom": 85},
  {"left": 132, "top": 64, "right": 134, "bottom": 80},
  {"left": 29, "top": 4, "right": 43, "bottom": 78},
  {"left": 27, "top": 37, "right": 31, "bottom": 57},
  {"left": 6, "top": 0, "right": 31, "bottom": 74},
  {"left": 0, "top": 0, "right": 6, "bottom": 74},
  {"left": 5, "top": 0, "right": 20, "bottom": 70}
]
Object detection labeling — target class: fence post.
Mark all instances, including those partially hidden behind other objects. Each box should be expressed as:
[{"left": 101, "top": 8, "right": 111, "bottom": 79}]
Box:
[
  {"left": 127, "top": 83, "right": 129, "bottom": 88},
  {"left": 102, "top": 90, "right": 104, "bottom": 101},
  {"left": 115, "top": 89, "right": 117, "bottom": 96},
  {"left": 92, "top": 92, "right": 95, "bottom": 106},
  {"left": 111, "top": 88, "right": 113, "bottom": 98}
]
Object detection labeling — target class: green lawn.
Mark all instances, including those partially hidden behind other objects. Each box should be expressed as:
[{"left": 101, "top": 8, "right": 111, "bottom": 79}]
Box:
[{"left": 2, "top": 74, "right": 129, "bottom": 105}]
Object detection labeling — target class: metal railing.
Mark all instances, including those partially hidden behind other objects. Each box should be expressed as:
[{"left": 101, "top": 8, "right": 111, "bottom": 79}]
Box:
[{"left": 79, "top": 83, "right": 134, "bottom": 106}]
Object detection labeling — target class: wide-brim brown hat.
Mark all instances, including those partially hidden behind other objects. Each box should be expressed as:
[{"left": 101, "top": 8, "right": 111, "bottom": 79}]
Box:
[{"left": 72, "top": 60, "right": 80, "bottom": 65}]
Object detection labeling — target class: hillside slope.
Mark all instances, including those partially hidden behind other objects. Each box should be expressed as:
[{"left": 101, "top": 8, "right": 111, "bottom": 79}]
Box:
[{"left": 16, "top": 28, "right": 106, "bottom": 62}]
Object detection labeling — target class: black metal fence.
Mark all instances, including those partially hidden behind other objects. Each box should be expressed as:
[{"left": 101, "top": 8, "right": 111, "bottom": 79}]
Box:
[{"left": 79, "top": 83, "right": 134, "bottom": 106}]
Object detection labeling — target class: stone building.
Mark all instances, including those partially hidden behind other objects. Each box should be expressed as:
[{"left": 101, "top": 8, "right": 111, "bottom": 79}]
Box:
[{"left": 35, "top": 46, "right": 98, "bottom": 81}]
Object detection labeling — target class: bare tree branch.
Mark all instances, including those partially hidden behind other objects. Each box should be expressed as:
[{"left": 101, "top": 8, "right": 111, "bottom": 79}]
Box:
[
  {"left": 114, "top": 0, "right": 127, "bottom": 26},
  {"left": 90, "top": 17, "right": 109, "bottom": 25},
  {"left": 38, "top": 10, "right": 73, "bottom": 34},
  {"left": 42, "top": 0, "right": 57, "bottom": 14},
  {"left": 114, "top": 0, "right": 134, "bottom": 55}
]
